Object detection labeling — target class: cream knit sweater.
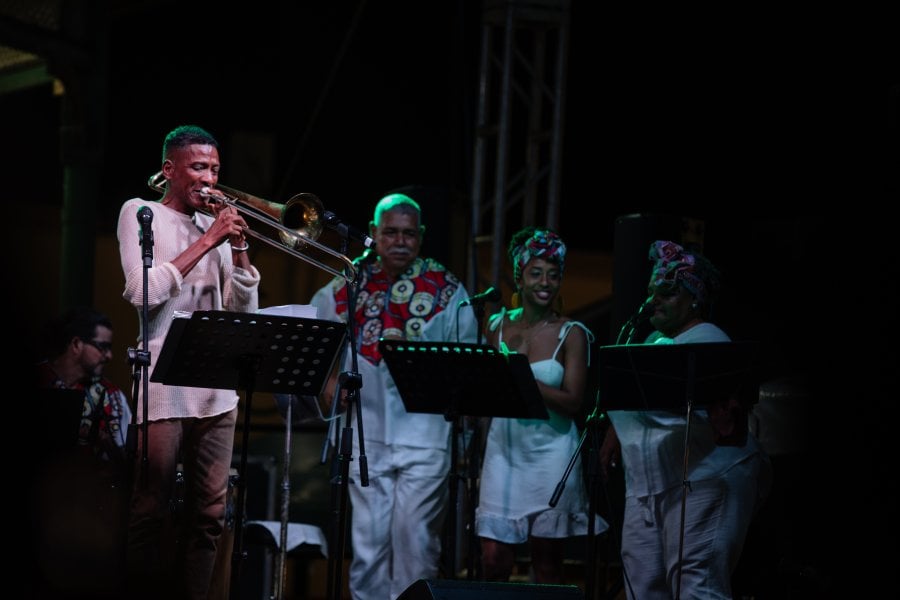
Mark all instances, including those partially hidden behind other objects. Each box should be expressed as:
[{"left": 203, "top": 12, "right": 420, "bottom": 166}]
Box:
[{"left": 117, "top": 198, "right": 260, "bottom": 422}]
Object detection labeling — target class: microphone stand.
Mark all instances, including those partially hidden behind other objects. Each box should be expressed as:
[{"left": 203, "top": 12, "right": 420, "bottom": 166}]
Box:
[
  {"left": 548, "top": 400, "right": 610, "bottom": 599},
  {"left": 460, "top": 298, "right": 489, "bottom": 579},
  {"left": 547, "top": 300, "right": 647, "bottom": 599},
  {"left": 325, "top": 238, "right": 369, "bottom": 600},
  {"left": 128, "top": 208, "right": 154, "bottom": 489},
  {"left": 273, "top": 395, "right": 293, "bottom": 600},
  {"left": 616, "top": 303, "right": 650, "bottom": 345},
  {"left": 466, "top": 302, "right": 485, "bottom": 581},
  {"left": 449, "top": 287, "right": 498, "bottom": 579}
]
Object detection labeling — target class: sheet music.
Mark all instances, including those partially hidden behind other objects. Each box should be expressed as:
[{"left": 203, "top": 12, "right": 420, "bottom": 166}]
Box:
[
  {"left": 244, "top": 520, "right": 329, "bottom": 556},
  {"left": 258, "top": 304, "right": 318, "bottom": 318}
]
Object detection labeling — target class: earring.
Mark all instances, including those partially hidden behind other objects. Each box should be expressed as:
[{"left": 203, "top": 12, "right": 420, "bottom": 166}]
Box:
[
  {"left": 511, "top": 292, "right": 521, "bottom": 308},
  {"left": 691, "top": 302, "right": 699, "bottom": 310}
]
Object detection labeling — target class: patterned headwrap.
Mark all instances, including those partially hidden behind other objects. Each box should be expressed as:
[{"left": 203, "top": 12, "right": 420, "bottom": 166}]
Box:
[
  {"left": 648, "top": 240, "right": 718, "bottom": 304},
  {"left": 510, "top": 228, "right": 567, "bottom": 280}
]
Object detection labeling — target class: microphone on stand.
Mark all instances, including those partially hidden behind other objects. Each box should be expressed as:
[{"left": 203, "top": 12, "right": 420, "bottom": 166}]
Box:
[
  {"left": 137, "top": 206, "right": 154, "bottom": 265},
  {"left": 459, "top": 286, "right": 501, "bottom": 307},
  {"left": 323, "top": 211, "right": 375, "bottom": 249},
  {"left": 635, "top": 296, "right": 655, "bottom": 323},
  {"left": 617, "top": 296, "right": 655, "bottom": 344}
]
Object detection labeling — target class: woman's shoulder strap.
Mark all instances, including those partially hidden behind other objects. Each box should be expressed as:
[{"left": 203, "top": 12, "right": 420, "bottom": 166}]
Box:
[{"left": 554, "top": 320, "right": 595, "bottom": 365}]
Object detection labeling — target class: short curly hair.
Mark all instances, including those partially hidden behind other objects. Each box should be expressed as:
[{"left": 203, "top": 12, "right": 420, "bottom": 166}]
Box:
[
  {"left": 162, "top": 125, "right": 218, "bottom": 162},
  {"left": 42, "top": 306, "right": 113, "bottom": 357}
]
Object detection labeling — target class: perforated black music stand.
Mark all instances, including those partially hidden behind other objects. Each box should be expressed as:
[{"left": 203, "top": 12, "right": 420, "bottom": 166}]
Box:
[
  {"left": 596, "top": 340, "right": 759, "bottom": 600},
  {"left": 379, "top": 340, "right": 547, "bottom": 578},
  {"left": 151, "top": 310, "right": 347, "bottom": 599},
  {"left": 597, "top": 341, "right": 759, "bottom": 411},
  {"left": 379, "top": 340, "right": 548, "bottom": 420}
]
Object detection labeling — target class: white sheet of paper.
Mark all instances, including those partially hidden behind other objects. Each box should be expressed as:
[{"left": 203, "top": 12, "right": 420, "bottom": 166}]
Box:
[
  {"left": 257, "top": 304, "right": 318, "bottom": 319},
  {"left": 244, "top": 520, "right": 328, "bottom": 557}
]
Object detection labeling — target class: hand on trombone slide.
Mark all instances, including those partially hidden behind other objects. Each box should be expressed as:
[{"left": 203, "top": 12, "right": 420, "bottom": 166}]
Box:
[{"left": 197, "top": 187, "right": 250, "bottom": 252}]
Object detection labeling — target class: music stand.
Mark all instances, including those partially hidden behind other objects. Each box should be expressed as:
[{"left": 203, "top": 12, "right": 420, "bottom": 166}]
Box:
[
  {"left": 379, "top": 340, "right": 547, "bottom": 578},
  {"left": 151, "top": 310, "right": 347, "bottom": 599},
  {"left": 596, "top": 340, "right": 759, "bottom": 600},
  {"left": 597, "top": 341, "right": 759, "bottom": 412},
  {"left": 379, "top": 340, "right": 547, "bottom": 420}
]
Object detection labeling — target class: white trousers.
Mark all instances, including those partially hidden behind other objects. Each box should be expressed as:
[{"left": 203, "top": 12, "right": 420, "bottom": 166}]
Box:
[
  {"left": 620, "top": 456, "right": 766, "bottom": 600},
  {"left": 347, "top": 440, "right": 450, "bottom": 600}
]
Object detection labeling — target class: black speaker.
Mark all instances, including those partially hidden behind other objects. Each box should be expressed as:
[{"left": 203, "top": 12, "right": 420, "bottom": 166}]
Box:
[{"left": 397, "top": 579, "right": 585, "bottom": 600}]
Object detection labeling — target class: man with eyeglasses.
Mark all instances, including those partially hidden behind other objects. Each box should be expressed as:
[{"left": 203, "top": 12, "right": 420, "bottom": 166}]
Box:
[
  {"left": 35, "top": 305, "right": 132, "bottom": 460},
  {"left": 31, "top": 305, "right": 133, "bottom": 598}
]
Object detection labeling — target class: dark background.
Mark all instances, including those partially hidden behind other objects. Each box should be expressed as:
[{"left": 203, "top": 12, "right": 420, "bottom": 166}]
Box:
[
  {"left": 4, "top": 2, "right": 897, "bottom": 597},
  {"left": 5, "top": 2, "right": 893, "bottom": 246}
]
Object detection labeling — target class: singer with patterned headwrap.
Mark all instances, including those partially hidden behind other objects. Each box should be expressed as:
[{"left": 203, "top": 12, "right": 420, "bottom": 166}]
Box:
[
  {"left": 599, "top": 240, "right": 771, "bottom": 600},
  {"left": 475, "top": 226, "right": 608, "bottom": 584}
]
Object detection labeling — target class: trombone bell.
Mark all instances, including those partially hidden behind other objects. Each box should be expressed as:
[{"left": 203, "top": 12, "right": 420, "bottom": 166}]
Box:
[
  {"left": 278, "top": 193, "right": 325, "bottom": 250},
  {"left": 215, "top": 184, "right": 325, "bottom": 251}
]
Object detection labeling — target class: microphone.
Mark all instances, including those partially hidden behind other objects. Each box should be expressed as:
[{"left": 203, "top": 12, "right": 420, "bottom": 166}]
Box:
[
  {"left": 459, "top": 286, "right": 501, "bottom": 307},
  {"left": 137, "top": 206, "right": 154, "bottom": 263},
  {"left": 323, "top": 211, "right": 375, "bottom": 249},
  {"left": 617, "top": 296, "right": 655, "bottom": 345},
  {"left": 635, "top": 296, "right": 655, "bottom": 323}
]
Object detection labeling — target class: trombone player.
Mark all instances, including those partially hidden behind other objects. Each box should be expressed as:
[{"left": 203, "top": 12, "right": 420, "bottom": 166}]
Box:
[{"left": 117, "top": 124, "right": 260, "bottom": 600}]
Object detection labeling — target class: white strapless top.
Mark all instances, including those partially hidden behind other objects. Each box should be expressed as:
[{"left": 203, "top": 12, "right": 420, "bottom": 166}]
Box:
[{"left": 530, "top": 358, "right": 565, "bottom": 389}]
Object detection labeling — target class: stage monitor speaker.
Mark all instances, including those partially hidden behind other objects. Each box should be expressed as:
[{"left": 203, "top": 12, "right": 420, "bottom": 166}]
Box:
[{"left": 397, "top": 578, "right": 585, "bottom": 600}]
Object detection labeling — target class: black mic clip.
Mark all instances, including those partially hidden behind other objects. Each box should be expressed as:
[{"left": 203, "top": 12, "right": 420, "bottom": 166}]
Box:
[{"left": 353, "top": 248, "right": 377, "bottom": 266}]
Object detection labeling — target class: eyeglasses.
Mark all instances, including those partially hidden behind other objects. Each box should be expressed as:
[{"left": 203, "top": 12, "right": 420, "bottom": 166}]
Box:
[{"left": 84, "top": 339, "right": 113, "bottom": 353}]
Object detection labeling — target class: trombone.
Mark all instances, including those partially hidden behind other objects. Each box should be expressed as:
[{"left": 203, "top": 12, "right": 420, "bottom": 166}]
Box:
[{"left": 148, "top": 171, "right": 357, "bottom": 282}]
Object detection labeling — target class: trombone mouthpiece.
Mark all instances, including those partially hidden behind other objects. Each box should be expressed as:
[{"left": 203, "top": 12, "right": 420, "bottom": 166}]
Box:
[{"left": 200, "top": 187, "right": 227, "bottom": 204}]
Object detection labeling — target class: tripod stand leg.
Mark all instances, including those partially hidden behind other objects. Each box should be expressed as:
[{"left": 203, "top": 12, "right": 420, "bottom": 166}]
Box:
[
  {"left": 328, "top": 419, "right": 354, "bottom": 600},
  {"left": 465, "top": 417, "right": 485, "bottom": 580},
  {"left": 272, "top": 399, "right": 293, "bottom": 600},
  {"left": 230, "top": 363, "right": 260, "bottom": 600},
  {"left": 445, "top": 414, "right": 461, "bottom": 579}
]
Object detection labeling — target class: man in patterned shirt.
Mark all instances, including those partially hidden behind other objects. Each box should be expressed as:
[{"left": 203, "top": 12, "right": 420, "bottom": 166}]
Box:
[
  {"left": 36, "top": 306, "right": 131, "bottom": 462},
  {"left": 310, "top": 192, "right": 479, "bottom": 600},
  {"left": 31, "top": 306, "right": 133, "bottom": 598}
]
